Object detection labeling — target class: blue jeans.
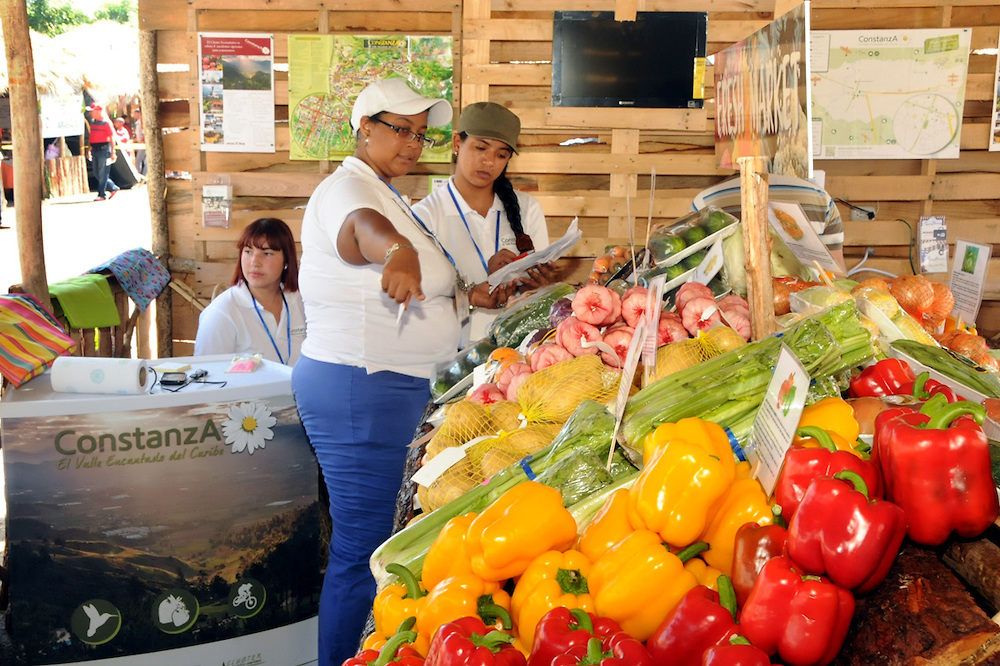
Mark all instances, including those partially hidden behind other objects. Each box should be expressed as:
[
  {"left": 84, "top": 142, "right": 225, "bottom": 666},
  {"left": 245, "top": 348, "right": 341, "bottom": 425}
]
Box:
[
  {"left": 91, "top": 143, "right": 119, "bottom": 198},
  {"left": 292, "top": 357, "right": 429, "bottom": 665}
]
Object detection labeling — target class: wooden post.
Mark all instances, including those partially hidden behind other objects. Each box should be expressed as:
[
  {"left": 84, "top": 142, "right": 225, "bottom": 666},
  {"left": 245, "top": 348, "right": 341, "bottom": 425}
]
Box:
[
  {"left": 140, "top": 29, "right": 171, "bottom": 358},
  {"left": 1, "top": 0, "right": 50, "bottom": 311},
  {"left": 738, "top": 156, "right": 776, "bottom": 340}
]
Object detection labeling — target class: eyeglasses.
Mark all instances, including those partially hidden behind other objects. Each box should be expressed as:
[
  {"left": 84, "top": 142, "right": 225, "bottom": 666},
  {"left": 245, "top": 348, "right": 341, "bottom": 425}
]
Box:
[{"left": 371, "top": 117, "right": 436, "bottom": 149}]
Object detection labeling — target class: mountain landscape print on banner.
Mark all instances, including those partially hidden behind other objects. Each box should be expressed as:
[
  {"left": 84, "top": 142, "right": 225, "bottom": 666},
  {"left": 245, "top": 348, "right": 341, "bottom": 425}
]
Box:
[{"left": 2, "top": 396, "right": 322, "bottom": 664}]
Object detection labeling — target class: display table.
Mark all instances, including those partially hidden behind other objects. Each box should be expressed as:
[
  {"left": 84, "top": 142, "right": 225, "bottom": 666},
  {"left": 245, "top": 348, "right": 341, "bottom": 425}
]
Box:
[{"left": 0, "top": 356, "right": 321, "bottom": 666}]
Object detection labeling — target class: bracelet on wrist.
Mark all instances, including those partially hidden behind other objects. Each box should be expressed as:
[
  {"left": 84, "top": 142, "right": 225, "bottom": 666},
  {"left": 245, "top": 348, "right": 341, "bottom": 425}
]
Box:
[{"left": 384, "top": 242, "right": 415, "bottom": 264}]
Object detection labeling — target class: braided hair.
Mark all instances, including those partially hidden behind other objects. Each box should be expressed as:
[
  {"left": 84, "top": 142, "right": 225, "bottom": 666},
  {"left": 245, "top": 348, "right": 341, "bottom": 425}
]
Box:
[{"left": 460, "top": 132, "right": 534, "bottom": 253}]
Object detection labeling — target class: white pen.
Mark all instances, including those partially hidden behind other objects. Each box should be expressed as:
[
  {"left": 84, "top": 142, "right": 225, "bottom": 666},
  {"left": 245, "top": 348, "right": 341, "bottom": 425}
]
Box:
[{"left": 396, "top": 302, "right": 405, "bottom": 333}]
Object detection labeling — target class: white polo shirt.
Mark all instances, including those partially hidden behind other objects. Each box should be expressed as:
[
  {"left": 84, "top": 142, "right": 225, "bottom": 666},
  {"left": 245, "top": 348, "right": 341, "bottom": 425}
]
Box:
[
  {"left": 194, "top": 282, "right": 306, "bottom": 365},
  {"left": 298, "top": 156, "right": 461, "bottom": 379}
]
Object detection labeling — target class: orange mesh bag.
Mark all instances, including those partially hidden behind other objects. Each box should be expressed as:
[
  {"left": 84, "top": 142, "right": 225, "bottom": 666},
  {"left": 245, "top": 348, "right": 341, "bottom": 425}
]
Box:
[
  {"left": 927, "top": 281, "right": 955, "bottom": 321},
  {"left": 890, "top": 275, "right": 935, "bottom": 318}
]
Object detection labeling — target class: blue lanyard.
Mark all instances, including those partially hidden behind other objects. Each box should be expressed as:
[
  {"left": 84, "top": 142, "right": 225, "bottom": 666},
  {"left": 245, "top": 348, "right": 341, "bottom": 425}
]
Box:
[
  {"left": 380, "top": 177, "right": 460, "bottom": 271},
  {"left": 447, "top": 182, "right": 500, "bottom": 274},
  {"left": 248, "top": 285, "right": 291, "bottom": 365}
]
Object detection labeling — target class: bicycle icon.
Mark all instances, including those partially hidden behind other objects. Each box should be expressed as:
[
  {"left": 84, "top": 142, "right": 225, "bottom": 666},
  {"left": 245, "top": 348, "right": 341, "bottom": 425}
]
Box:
[{"left": 233, "top": 583, "right": 257, "bottom": 610}]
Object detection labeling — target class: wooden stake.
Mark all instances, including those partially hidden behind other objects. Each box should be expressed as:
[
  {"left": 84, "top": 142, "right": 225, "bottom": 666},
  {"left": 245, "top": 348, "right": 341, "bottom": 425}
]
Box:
[
  {"left": 1, "top": 0, "right": 49, "bottom": 310},
  {"left": 738, "top": 157, "right": 776, "bottom": 340}
]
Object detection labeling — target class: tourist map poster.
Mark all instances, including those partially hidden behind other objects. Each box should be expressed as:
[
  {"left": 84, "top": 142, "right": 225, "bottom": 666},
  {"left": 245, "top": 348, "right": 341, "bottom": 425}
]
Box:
[
  {"left": 810, "top": 28, "right": 971, "bottom": 159},
  {"left": 198, "top": 33, "right": 276, "bottom": 153},
  {"left": 288, "top": 34, "right": 453, "bottom": 161}
]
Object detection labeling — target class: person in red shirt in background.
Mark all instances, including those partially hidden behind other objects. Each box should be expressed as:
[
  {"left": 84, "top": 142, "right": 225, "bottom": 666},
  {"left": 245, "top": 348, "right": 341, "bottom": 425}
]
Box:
[{"left": 85, "top": 103, "right": 119, "bottom": 201}]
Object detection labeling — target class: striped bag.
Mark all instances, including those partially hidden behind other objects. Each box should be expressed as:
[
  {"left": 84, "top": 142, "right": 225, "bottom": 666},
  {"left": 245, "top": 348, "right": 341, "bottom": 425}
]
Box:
[{"left": 0, "top": 294, "right": 77, "bottom": 387}]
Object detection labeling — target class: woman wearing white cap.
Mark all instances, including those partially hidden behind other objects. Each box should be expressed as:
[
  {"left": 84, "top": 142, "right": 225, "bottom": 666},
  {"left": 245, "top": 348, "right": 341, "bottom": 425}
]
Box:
[
  {"left": 292, "top": 78, "right": 505, "bottom": 664},
  {"left": 414, "top": 101, "right": 556, "bottom": 341}
]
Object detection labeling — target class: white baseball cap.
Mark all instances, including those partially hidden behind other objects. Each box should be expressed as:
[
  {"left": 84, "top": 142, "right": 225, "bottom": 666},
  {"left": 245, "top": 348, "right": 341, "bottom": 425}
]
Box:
[{"left": 350, "top": 78, "right": 452, "bottom": 132}]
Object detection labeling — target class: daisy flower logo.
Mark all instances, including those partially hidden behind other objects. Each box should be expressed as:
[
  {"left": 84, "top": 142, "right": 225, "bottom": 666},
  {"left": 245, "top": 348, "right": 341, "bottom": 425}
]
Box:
[{"left": 221, "top": 401, "right": 277, "bottom": 454}]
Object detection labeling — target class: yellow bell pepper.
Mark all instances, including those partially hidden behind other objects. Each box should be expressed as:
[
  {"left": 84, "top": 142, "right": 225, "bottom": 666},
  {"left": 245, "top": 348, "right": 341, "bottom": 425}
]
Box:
[
  {"left": 793, "top": 424, "right": 863, "bottom": 458},
  {"left": 698, "top": 477, "right": 772, "bottom": 576},
  {"left": 421, "top": 512, "right": 477, "bottom": 591},
  {"left": 370, "top": 563, "right": 430, "bottom": 655},
  {"left": 588, "top": 529, "right": 699, "bottom": 642},
  {"left": 798, "top": 396, "right": 861, "bottom": 444},
  {"left": 576, "top": 488, "right": 635, "bottom": 563},
  {"left": 627, "top": 439, "right": 736, "bottom": 548},
  {"left": 361, "top": 617, "right": 426, "bottom": 655},
  {"left": 466, "top": 481, "right": 577, "bottom": 581},
  {"left": 684, "top": 555, "right": 723, "bottom": 591},
  {"left": 511, "top": 548, "right": 595, "bottom": 648},
  {"left": 415, "top": 573, "right": 513, "bottom": 647},
  {"left": 643, "top": 417, "right": 737, "bottom": 479}
]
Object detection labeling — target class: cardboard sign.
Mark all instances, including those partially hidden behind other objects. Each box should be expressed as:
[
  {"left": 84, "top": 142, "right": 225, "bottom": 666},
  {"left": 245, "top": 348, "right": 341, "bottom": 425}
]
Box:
[
  {"left": 746, "top": 344, "right": 809, "bottom": 495},
  {"left": 768, "top": 201, "right": 844, "bottom": 277},
  {"left": 950, "top": 240, "right": 993, "bottom": 324}
]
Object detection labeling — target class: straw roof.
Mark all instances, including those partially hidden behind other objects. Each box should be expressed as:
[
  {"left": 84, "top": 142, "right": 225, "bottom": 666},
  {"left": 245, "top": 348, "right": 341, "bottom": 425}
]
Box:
[
  {"left": 52, "top": 21, "right": 140, "bottom": 100},
  {"left": 0, "top": 29, "right": 86, "bottom": 98}
]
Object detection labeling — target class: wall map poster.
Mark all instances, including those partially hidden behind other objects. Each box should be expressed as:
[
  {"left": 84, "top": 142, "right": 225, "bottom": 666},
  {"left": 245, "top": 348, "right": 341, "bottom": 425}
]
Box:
[
  {"left": 810, "top": 28, "right": 971, "bottom": 159},
  {"left": 1, "top": 392, "right": 321, "bottom": 664},
  {"left": 288, "top": 34, "right": 453, "bottom": 162},
  {"left": 198, "top": 33, "right": 276, "bottom": 153}
]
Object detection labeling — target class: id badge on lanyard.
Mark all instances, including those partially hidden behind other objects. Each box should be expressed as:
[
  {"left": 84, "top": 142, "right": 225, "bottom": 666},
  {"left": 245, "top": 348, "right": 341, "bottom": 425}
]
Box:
[{"left": 455, "top": 274, "right": 472, "bottom": 330}]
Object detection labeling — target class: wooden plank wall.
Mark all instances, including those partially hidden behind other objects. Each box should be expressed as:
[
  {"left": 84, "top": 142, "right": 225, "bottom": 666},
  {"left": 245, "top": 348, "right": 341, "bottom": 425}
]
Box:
[{"left": 138, "top": 0, "right": 1000, "bottom": 354}]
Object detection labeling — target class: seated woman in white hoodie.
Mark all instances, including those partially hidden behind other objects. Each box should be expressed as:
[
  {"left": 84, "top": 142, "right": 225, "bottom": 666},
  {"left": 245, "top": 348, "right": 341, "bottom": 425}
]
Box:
[{"left": 195, "top": 217, "right": 306, "bottom": 365}]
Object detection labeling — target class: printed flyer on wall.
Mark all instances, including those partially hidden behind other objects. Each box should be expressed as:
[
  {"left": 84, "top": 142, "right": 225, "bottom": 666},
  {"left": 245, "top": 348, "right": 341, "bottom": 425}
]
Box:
[{"left": 198, "top": 33, "right": 276, "bottom": 153}]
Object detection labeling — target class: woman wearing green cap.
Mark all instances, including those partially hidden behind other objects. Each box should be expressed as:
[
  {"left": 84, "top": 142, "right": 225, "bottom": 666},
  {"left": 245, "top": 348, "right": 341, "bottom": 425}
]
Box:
[{"left": 414, "top": 101, "right": 557, "bottom": 342}]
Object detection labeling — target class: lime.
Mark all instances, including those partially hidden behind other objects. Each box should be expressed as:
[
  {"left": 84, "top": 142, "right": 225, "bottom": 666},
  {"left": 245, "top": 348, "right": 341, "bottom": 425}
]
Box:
[
  {"left": 702, "top": 210, "right": 734, "bottom": 235},
  {"left": 648, "top": 234, "right": 687, "bottom": 262},
  {"left": 465, "top": 339, "right": 497, "bottom": 366},
  {"left": 681, "top": 226, "right": 708, "bottom": 245},
  {"left": 682, "top": 250, "right": 708, "bottom": 270},
  {"left": 665, "top": 264, "right": 688, "bottom": 280}
]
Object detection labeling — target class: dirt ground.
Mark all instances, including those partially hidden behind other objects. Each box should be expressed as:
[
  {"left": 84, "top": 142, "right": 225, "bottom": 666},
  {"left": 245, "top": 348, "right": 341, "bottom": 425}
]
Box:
[{"left": 0, "top": 184, "right": 153, "bottom": 292}]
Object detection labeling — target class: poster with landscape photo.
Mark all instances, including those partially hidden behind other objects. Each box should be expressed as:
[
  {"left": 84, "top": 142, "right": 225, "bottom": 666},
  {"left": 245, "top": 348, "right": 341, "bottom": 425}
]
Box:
[
  {"left": 1, "top": 392, "right": 321, "bottom": 665},
  {"left": 199, "top": 33, "right": 276, "bottom": 153}
]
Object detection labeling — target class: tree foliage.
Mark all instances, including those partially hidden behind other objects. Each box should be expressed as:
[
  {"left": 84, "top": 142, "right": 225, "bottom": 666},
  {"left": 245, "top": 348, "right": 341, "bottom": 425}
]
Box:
[
  {"left": 95, "top": 0, "right": 136, "bottom": 24},
  {"left": 28, "top": 0, "right": 137, "bottom": 37},
  {"left": 27, "top": 0, "right": 88, "bottom": 37}
]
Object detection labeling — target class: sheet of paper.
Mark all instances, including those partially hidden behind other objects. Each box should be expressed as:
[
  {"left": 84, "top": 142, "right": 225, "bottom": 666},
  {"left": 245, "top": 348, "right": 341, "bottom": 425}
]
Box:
[
  {"left": 768, "top": 201, "right": 845, "bottom": 278},
  {"left": 949, "top": 240, "right": 992, "bottom": 325},
  {"left": 488, "top": 218, "right": 582, "bottom": 289},
  {"left": 746, "top": 344, "right": 809, "bottom": 496}
]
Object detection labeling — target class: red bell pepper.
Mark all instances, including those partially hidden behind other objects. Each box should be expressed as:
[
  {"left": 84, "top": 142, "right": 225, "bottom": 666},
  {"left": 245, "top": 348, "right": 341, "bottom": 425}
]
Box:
[
  {"left": 548, "top": 632, "right": 652, "bottom": 666},
  {"left": 899, "top": 371, "right": 964, "bottom": 403},
  {"left": 730, "top": 511, "right": 788, "bottom": 607},
  {"left": 848, "top": 358, "right": 915, "bottom": 398},
  {"left": 873, "top": 398, "right": 999, "bottom": 546},
  {"left": 526, "top": 608, "right": 623, "bottom": 666},
  {"left": 425, "top": 614, "right": 525, "bottom": 666},
  {"left": 738, "top": 556, "right": 854, "bottom": 666},
  {"left": 701, "top": 636, "right": 772, "bottom": 666},
  {"left": 645, "top": 575, "right": 740, "bottom": 665},
  {"left": 344, "top": 618, "right": 425, "bottom": 666},
  {"left": 775, "top": 427, "right": 882, "bottom": 520},
  {"left": 787, "top": 470, "right": 907, "bottom": 594}
]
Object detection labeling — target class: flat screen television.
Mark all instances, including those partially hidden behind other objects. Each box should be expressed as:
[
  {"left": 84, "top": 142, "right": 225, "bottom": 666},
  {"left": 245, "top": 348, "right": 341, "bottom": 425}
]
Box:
[{"left": 551, "top": 11, "right": 708, "bottom": 109}]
